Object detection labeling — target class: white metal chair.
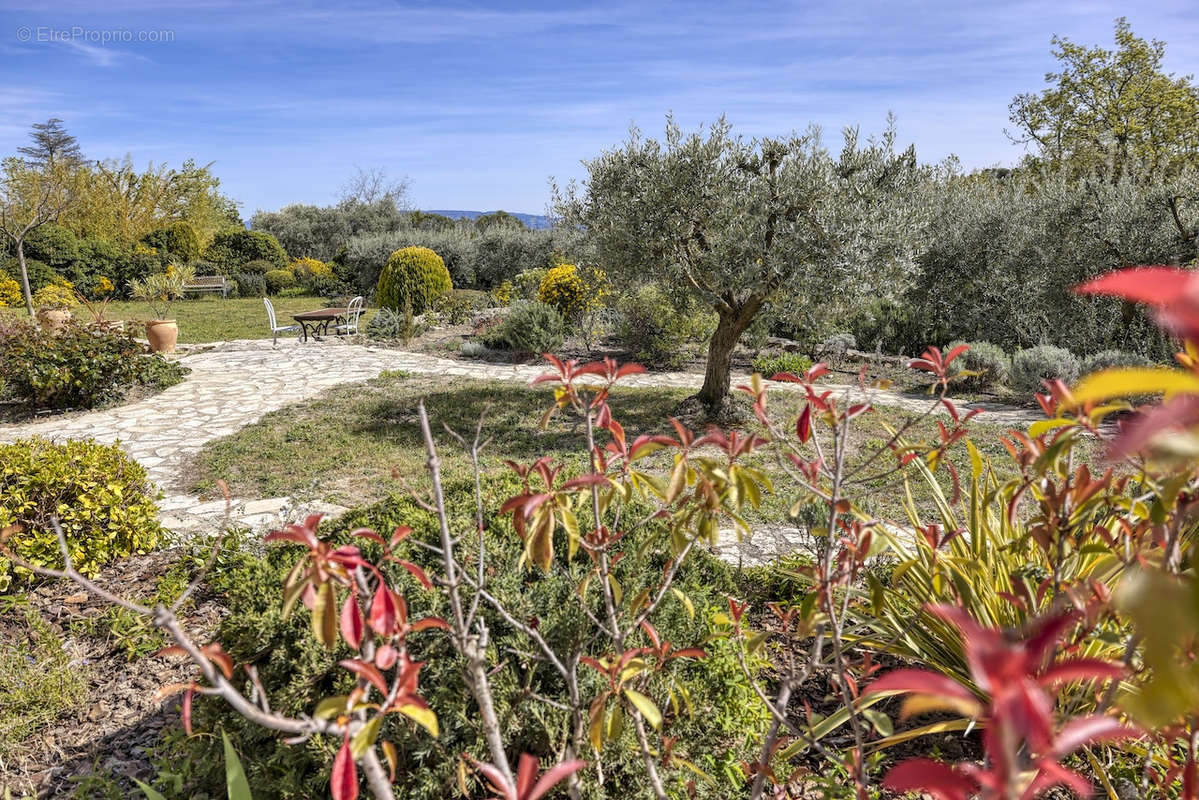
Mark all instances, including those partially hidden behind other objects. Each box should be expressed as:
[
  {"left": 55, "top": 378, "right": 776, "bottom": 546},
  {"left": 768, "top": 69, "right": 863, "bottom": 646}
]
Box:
[
  {"left": 264, "top": 297, "right": 300, "bottom": 346},
  {"left": 333, "top": 295, "right": 365, "bottom": 336}
]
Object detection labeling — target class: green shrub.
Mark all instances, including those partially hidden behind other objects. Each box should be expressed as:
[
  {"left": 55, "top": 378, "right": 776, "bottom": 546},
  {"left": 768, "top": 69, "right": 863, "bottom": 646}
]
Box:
[
  {"left": 512, "top": 266, "right": 548, "bottom": 301},
  {"left": 0, "top": 318, "right": 188, "bottom": 412},
  {"left": 376, "top": 246, "right": 452, "bottom": 314},
  {"left": 264, "top": 269, "right": 296, "bottom": 294},
  {"left": 2, "top": 258, "right": 62, "bottom": 292},
  {"left": 0, "top": 437, "right": 163, "bottom": 591},
  {"left": 1010, "top": 345, "right": 1081, "bottom": 394},
  {"left": 946, "top": 340, "right": 1010, "bottom": 388},
  {"left": 142, "top": 222, "right": 201, "bottom": 263},
  {"left": 482, "top": 300, "right": 564, "bottom": 353},
  {"left": 204, "top": 229, "right": 289, "bottom": 274},
  {"left": 233, "top": 272, "right": 266, "bottom": 298},
  {"left": 612, "top": 285, "right": 717, "bottom": 369},
  {"left": 752, "top": 352, "right": 813, "bottom": 379},
  {"left": 365, "top": 306, "right": 425, "bottom": 342},
  {"left": 433, "top": 288, "right": 492, "bottom": 324},
  {"left": 149, "top": 485, "right": 764, "bottom": 800},
  {"left": 23, "top": 224, "right": 79, "bottom": 268},
  {"left": 1081, "top": 349, "right": 1153, "bottom": 375},
  {"left": 239, "top": 259, "right": 277, "bottom": 275}
]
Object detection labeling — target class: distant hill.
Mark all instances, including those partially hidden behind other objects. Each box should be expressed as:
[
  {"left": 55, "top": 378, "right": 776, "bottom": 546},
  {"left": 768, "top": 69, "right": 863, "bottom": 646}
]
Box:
[{"left": 424, "top": 210, "right": 551, "bottom": 229}]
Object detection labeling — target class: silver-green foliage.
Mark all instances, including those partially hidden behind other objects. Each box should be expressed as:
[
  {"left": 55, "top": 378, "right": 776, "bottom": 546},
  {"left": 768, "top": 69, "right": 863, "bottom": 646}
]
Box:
[
  {"left": 1010, "top": 345, "right": 1081, "bottom": 394},
  {"left": 556, "top": 115, "right": 933, "bottom": 408},
  {"left": 946, "top": 340, "right": 1010, "bottom": 388}
]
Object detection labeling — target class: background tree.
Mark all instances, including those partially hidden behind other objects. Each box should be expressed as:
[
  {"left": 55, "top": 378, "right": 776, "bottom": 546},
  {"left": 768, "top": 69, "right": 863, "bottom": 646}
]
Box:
[
  {"left": 0, "top": 157, "right": 80, "bottom": 315},
  {"left": 338, "top": 165, "right": 410, "bottom": 209},
  {"left": 17, "top": 118, "right": 83, "bottom": 169},
  {"left": 1008, "top": 18, "right": 1199, "bottom": 180},
  {"left": 556, "top": 117, "right": 930, "bottom": 415}
]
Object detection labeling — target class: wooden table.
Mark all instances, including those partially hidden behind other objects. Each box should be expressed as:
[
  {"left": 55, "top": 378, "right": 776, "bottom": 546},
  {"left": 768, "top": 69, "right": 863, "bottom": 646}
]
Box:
[{"left": 291, "top": 307, "right": 348, "bottom": 342}]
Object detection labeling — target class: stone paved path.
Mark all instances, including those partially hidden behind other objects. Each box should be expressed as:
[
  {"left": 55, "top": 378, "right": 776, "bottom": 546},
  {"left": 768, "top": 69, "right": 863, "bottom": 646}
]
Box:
[{"left": 0, "top": 338, "right": 1043, "bottom": 551}]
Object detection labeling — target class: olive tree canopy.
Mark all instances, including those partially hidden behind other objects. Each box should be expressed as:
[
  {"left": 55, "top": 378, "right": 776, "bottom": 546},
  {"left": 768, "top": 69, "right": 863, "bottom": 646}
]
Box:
[{"left": 556, "top": 116, "right": 931, "bottom": 414}]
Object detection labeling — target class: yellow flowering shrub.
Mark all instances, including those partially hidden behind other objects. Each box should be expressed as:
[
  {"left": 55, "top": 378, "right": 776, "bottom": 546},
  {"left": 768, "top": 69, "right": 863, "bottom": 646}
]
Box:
[
  {"left": 0, "top": 275, "right": 21, "bottom": 307},
  {"left": 292, "top": 257, "right": 334, "bottom": 278},
  {"left": 94, "top": 276, "right": 115, "bottom": 297},
  {"left": 492, "top": 280, "right": 514, "bottom": 306},
  {"left": 537, "top": 263, "right": 607, "bottom": 320},
  {"left": 32, "top": 283, "right": 77, "bottom": 310}
]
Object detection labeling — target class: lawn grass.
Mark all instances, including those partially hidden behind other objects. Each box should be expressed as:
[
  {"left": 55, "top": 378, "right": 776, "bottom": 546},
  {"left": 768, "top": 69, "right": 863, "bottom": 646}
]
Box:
[
  {"left": 2, "top": 296, "right": 377, "bottom": 344},
  {"left": 187, "top": 373, "right": 1034, "bottom": 526}
]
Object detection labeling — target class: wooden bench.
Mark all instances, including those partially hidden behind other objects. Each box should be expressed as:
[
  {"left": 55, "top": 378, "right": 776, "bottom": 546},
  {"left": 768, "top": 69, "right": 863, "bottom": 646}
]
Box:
[{"left": 183, "top": 275, "right": 231, "bottom": 298}]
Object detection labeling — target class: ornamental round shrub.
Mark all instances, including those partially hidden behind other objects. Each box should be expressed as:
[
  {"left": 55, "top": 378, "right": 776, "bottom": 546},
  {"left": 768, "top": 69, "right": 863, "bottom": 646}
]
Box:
[
  {"left": 537, "top": 263, "right": 588, "bottom": 320},
  {"left": 264, "top": 269, "right": 297, "bottom": 294},
  {"left": 482, "top": 300, "right": 564, "bottom": 353},
  {"left": 0, "top": 437, "right": 163, "bottom": 591},
  {"left": 204, "top": 229, "right": 289, "bottom": 274},
  {"left": 31, "top": 283, "right": 77, "bottom": 310},
  {"left": 1081, "top": 349, "right": 1153, "bottom": 375},
  {"left": 1010, "top": 345, "right": 1081, "bottom": 394},
  {"left": 946, "top": 340, "right": 1010, "bottom": 388},
  {"left": 376, "top": 246, "right": 452, "bottom": 315}
]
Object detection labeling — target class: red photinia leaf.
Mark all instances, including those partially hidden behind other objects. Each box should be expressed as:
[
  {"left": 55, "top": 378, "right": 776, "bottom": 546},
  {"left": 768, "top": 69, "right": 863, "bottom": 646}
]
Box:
[
  {"left": 515, "top": 753, "right": 539, "bottom": 798},
  {"left": 563, "top": 473, "right": 610, "bottom": 490},
  {"left": 1051, "top": 715, "right": 1141, "bottom": 757},
  {"left": 411, "top": 616, "right": 452, "bottom": 632},
  {"left": 263, "top": 526, "right": 317, "bottom": 548},
  {"left": 864, "top": 668, "right": 978, "bottom": 705},
  {"left": 182, "top": 687, "right": 194, "bottom": 736},
  {"left": 1038, "top": 658, "right": 1125, "bottom": 687},
  {"left": 1074, "top": 266, "right": 1193, "bottom": 306},
  {"left": 468, "top": 755, "right": 517, "bottom": 800},
  {"left": 340, "top": 594, "right": 364, "bottom": 650},
  {"left": 369, "top": 585, "right": 399, "bottom": 634},
  {"left": 201, "top": 642, "right": 234, "bottom": 679},
  {"left": 882, "top": 758, "right": 976, "bottom": 800},
  {"left": 389, "top": 525, "right": 414, "bottom": 548},
  {"left": 666, "top": 648, "right": 707, "bottom": 660},
  {"left": 392, "top": 558, "right": 433, "bottom": 590},
  {"left": 796, "top": 404, "right": 812, "bottom": 443},
  {"left": 331, "top": 738, "right": 359, "bottom": 800},
  {"left": 527, "top": 758, "right": 588, "bottom": 800},
  {"left": 351, "top": 528, "right": 386, "bottom": 547},
  {"left": 375, "top": 643, "right": 398, "bottom": 670},
  {"left": 339, "top": 658, "right": 389, "bottom": 696},
  {"left": 639, "top": 619, "right": 661, "bottom": 649}
]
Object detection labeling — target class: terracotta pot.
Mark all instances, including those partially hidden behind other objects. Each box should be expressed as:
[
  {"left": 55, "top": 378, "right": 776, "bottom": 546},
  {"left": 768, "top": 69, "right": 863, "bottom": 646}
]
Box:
[
  {"left": 145, "top": 319, "right": 179, "bottom": 353},
  {"left": 36, "top": 308, "right": 73, "bottom": 335}
]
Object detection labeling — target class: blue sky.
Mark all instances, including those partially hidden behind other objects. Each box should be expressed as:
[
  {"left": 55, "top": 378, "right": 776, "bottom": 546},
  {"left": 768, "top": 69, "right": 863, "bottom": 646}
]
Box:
[{"left": 1, "top": 1, "right": 1196, "bottom": 218}]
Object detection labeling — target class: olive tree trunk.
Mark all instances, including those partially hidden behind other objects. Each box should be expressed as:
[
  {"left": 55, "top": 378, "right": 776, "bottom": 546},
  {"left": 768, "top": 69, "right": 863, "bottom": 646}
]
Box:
[{"left": 696, "top": 296, "right": 765, "bottom": 414}]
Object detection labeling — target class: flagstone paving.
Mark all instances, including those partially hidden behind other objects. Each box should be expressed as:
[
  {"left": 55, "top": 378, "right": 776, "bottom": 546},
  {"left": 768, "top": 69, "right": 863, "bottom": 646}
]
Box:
[{"left": 0, "top": 338, "right": 1043, "bottom": 557}]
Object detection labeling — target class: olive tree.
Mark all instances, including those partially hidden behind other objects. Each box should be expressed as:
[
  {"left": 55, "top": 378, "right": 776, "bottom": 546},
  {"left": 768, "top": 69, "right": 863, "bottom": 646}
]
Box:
[{"left": 556, "top": 117, "right": 930, "bottom": 414}]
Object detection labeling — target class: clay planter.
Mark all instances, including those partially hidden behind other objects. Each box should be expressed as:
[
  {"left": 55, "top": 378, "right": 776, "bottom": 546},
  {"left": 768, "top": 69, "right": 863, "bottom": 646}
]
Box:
[
  {"left": 36, "top": 308, "right": 73, "bottom": 335},
  {"left": 145, "top": 319, "right": 179, "bottom": 353}
]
